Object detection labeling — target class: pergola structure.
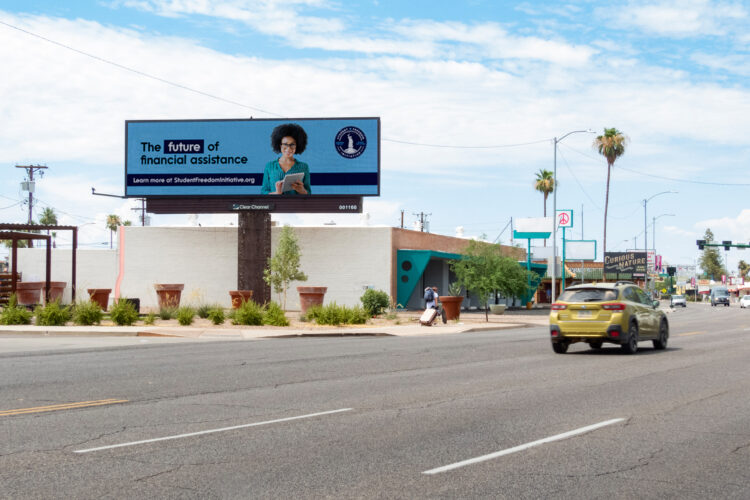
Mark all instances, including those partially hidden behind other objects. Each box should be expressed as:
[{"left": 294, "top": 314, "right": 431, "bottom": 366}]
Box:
[{"left": 0, "top": 223, "right": 79, "bottom": 303}]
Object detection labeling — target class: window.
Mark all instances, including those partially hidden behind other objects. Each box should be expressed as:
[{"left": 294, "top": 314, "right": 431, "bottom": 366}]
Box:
[{"left": 558, "top": 288, "right": 617, "bottom": 302}]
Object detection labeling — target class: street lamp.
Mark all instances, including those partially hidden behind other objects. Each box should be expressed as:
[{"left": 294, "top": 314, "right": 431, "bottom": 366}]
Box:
[
  {"left": 552, "top": 129, "right": 594, "bottom": 303},
  {"left": 652, "top": 213, "right": 675, "bottom": 255},
  {"left": 643, "top": 191, "right": 677, "bottom": 295}
]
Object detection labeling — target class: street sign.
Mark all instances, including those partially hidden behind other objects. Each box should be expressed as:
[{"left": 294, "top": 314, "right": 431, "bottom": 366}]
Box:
[{"left": 556, "top": 209, "right": 573, "bottom": 228}]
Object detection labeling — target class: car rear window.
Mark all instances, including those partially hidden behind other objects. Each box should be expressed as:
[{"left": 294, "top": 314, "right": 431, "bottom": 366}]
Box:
[
  {"left": 672, "top": 295, "right": 684, "bottom": 299},
  {"left": 558, "top": 288, "right": 617, "bottom": 302}
]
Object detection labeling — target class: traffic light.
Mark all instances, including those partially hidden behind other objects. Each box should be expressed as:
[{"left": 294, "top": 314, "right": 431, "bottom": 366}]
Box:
[
  {"left": 667, "top": 266, "right": 676, "bottom": 276},
  {"left": 723, "top": 240, "right": 732, "bottom": 250},
  {"left": 696, "top": 239, "right": 705, "bottom": 250}
]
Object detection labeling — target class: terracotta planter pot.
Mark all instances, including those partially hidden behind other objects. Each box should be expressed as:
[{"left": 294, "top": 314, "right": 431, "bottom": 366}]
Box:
[
  {"left": 438, "top": 296, "right": 464, "bottom": 321},
  {"left": 297, "top": 286, "right": 327, "bottom": 315},
  {"left": 16, "top": 282, "right": 43, "bottom": 306},
  {"left": 46, "top": 282, "right": 67, "bottom": 304},
  {"left": 229, "top": 290, "right": 254, "bottom": 309},
  {"left": 87, "top": 288, "right": 112, "bottom": 311},
  {"left": 154, "top": 284, "right": 184, "bottom": 309}
]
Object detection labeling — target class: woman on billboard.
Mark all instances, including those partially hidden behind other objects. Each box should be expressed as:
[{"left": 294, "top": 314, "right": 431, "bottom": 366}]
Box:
[{"left": 261, "top": 123, "right": 311, "bottom": 195}]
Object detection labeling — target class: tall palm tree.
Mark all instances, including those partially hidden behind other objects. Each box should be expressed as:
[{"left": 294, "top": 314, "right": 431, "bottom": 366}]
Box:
[
  {"left": 533, "top": 169, "right": 555, "bottom": 246},
  {"left": 38, "top": 207, "right": 58, "bottom": 247},
  {"left": 593, "top": 128, "right": 628, "bottom": 256},
  {"left": 105, "top": 214, "right": 122, "bottom": 249},
  {"left": 739, "top": 260, "right": 750, "bottom": 280}
]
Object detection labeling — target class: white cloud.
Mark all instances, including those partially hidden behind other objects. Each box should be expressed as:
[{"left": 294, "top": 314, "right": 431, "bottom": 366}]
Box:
[{"left": 607, "top": 0, "right": 748, "bottom": 38}]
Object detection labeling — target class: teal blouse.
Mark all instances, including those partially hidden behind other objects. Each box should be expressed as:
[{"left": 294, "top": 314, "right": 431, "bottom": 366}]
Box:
[{"left": 261, "top": 159, "right": 311, "bottom": 195}]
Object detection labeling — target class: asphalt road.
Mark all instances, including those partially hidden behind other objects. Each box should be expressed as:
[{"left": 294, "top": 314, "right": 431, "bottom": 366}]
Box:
[{"left": 1, "top": 302, "right": 749, "bottom": 498}]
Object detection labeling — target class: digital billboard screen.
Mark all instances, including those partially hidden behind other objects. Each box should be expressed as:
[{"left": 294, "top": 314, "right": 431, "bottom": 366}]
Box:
[{"left": 125, "top": 118, "right": 379, "bottom": 197}]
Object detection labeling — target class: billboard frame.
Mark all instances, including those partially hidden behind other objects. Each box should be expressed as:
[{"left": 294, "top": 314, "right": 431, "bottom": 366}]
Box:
[{"left": 124, "top": 116, "right": 381, "bottom": 206}]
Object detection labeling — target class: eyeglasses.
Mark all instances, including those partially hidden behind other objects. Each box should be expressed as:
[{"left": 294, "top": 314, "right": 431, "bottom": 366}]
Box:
[{"left": 281, "top": 142, "right": 297, "bottom": 150}]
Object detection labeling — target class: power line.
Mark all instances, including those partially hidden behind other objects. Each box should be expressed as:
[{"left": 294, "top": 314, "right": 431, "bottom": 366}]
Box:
[
  {"left": 0, "top": 19, "right": 555, "bottom": 151},
  {"left": 383, "top": 138, "right": 549, "bottom": 149},
  {"left": 559, "top": 143, "right": 750, "bottom": 187},
  {"left": 0, "top": 19, "right": 283, "bottom": 118}
]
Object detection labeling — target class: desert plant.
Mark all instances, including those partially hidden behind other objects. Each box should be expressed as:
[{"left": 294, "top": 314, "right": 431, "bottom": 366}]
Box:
[
  {"left": 207, "top": 307, "right": 225, "bottom": 325},
  {"left": 176, "top": 306, "right": 196, "bottom": 326},
  {"left": 109, "top": 299, "right": 139, "bottom": 326},
  {"left": 143, "top": 312, "right": 156, "bottom": 325},
  {"left": 263, "top": 301, "right": 289, "bottom": 326},
  {"left": 448, "top": 282, "right": 463, "bottom": 296},
  {"left": 196, "top": 303, "right": 221, "bottom": 319},
  {"left": 231, "top": 299, "right": 264, "bottom": 326},
  {"left": 159, "top": 306, "right": 177, "bottom": 320},
  {"left": 34, "top": 300, "right": 71, "bottom": 326},
  {"left": 72, "top": 300, "right": 103, "bottom": 326},
  {"left": 360, "top": 289, "right": 390, "bottom": 316},
  {"left": 0, "top": 294, "right": 33, "bottom": 325},
  {"left": 306, "top": 302, "right": 368, "bottom": 325}
]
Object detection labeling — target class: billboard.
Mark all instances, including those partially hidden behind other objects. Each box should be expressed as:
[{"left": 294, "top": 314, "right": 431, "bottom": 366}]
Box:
[
  {"left": 125, "top": 118, "right": 379, "bottom": 197},
  {"left": 604, "top": 251, "right": 647, "bottom": 277}
]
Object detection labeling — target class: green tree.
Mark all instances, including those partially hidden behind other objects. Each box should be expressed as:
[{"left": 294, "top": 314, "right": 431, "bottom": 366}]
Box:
[
  {"left": 263, "top": 225, "right": 308, "bottom": 310},
  {"left": 699, "top": 228, "right": 725, "bottom": 279},
  {"left": 593, "top": 128, "right": 628, "bottom": 256},
  {"left": 450, "top": 240, "right": 531, "bottom": 321},
  {"left": 105, "top": 214, "right": 122, "bottom": 249},
  {"left": 38, "top": 207, "right": 58, "bottom": 247},
  {"left": 534, "top": 169, "right": 555, "bottom": 247},
  {"left": 738, "top": 260, "right": 750, "bottom": 279}
]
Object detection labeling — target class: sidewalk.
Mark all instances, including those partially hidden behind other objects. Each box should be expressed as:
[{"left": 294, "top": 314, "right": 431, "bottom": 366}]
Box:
[{"left": 0, "top": 309, "right": 550, "bottom": 340}]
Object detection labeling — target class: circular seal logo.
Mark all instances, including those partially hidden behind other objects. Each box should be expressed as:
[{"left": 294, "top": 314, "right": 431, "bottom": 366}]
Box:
[{"left": 335, "top": 126, "right": 367, "bottom": 159}]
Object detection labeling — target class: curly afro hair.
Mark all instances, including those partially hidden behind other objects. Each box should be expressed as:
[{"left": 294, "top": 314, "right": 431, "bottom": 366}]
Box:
[{"left": 270, "top": 123, "right": 308, "bottom": 154}]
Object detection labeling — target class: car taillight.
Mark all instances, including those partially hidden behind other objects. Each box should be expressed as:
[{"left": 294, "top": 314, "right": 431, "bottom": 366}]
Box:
[
  {"left": 551, "top": 303, "right": 567, "bottom": 310},
  {"left": 602, "top": 303, "right": 626, "bottom": 311}
]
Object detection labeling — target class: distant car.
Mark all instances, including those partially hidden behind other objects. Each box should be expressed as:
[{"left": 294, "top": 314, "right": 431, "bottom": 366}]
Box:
[
  {"left": 710, "top": 287, "right": 730, "bottom": 307},
  {"left": 549, "top": 282, "right": 669, "bottom": 354},
  {"left": 670, "top": 295, "right": 687, "bottom": 307},
  {"left": 740, "top": 295, "right": 750, "bottom": 309}
]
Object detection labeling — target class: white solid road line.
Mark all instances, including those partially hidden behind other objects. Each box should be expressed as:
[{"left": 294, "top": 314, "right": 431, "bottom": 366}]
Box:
[
  {"left": 423, "top": 418, "right": 626, "bottom": 475},
  {"left": 73, "top": 408, "right": 353, "bottom": 454}
]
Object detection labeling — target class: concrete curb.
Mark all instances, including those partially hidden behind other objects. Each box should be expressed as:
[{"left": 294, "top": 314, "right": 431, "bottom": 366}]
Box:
[{"left": 0, "top": 320, "right": 537, "bottom": 339}]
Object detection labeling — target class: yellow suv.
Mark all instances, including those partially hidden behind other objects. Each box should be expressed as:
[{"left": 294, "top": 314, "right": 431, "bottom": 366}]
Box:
[{"left": 549, "top": 282, "right": 669, "bottom": 354}]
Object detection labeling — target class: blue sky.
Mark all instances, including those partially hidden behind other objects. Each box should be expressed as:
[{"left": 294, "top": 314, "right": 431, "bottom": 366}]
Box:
[{"left": 1, "top": 0, "right": 749, "bottom": 277}]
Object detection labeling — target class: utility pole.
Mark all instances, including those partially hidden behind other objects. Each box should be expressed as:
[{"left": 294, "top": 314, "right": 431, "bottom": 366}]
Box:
[
  {"left": 412, "top": 212, "right": 431, "bottom": 232},
  {"left": 400, "top": 210, "right": 404, "bottom": 229},
  {"left": 130, "top": 198, "right": 147, "bottom": 226},
  {"left": 16, "top": 165, "right": 48, "bottom": 248},
  {"left": 16, "top": 165, "right": 47, "bottom": 224}
]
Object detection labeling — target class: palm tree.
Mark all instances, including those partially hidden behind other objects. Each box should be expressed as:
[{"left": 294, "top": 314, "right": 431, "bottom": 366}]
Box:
[
  {"left": 534, "top": 169, "right": 555, "bottom": 246},
  {"left": 105, "top": 214, "right": 122, "bottom": 249},
  {"left": 739, "top": 260, "right": 750, "bottom": 280},
  {"left": 593, "top": 128, "right": 628, "bottom": 255},
  {"left": 38, "top": 207, "right": 58, "bottom": 247}
]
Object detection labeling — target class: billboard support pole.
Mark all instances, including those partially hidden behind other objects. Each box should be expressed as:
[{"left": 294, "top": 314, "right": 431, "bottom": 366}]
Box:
[{"left": 238, "top": 211, "right": 271, "bottom": 304}]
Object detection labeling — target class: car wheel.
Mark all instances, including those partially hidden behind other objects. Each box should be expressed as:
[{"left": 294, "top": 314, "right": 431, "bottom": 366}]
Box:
[
  {"left": 552, "top": 341, "right": 568, "bottom": 354},
  {"left": 653, "top": 320, "right": 668, "bottom": 350},
  {"left": 589, "top": 340, "right": 603, "bottom": 349},
  {"left": 621, "top": 322, "right": 639, "bottom": 354}
]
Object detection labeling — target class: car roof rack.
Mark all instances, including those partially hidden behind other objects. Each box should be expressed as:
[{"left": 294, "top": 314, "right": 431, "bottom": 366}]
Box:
[{"left": 614, "top": 280, "right": 636, "bottom": 286}]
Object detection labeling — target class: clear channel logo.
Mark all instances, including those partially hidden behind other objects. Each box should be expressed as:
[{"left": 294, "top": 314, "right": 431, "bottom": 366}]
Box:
[{"left": 334, "top": 126, "right": 367, "bottom": 159}]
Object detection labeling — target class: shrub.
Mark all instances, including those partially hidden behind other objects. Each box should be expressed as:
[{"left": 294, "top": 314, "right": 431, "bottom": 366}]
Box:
[
  {"left": 0, "top": 294, "right": 33, "bottom": 325},
  {"left": 307, "top": 302, "right": 368, "bottom": 325},
  {"left": 360, "top": 289, "right": 390, "bottom": 316},
  {"left": 159, "top": 306, "right": 177, "bottom": 320},
  {"left": 232, "top": 299, "right": 264, "bottom": 326},
  {"left": 196, "top": 303, "right": 221, "bottom": 319},
  {"left": 207, "top": 307, "right": 225, "bottom": 325},
  {"left": 72, "top": 300, "right": 103, "bottom": 326},
  {"left": 263, "top": 301, "right": 289, "bottom": 327},
  {"left": 176, "top": 306, "right": 196, "bottom": 326},
  {"left": 143, "top": 312, "right": 156, "bottom": 325},
  {"left": 34, "top": 300, "right": 71, "bottom": 326},
  {"left": 109, "top": 299, "right": 139, "bottom": 326}
]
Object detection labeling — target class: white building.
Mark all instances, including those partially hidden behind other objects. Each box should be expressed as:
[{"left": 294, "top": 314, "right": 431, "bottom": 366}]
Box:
[{"left": 13, "top": 225, "right": 524, "bottom": 311}]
